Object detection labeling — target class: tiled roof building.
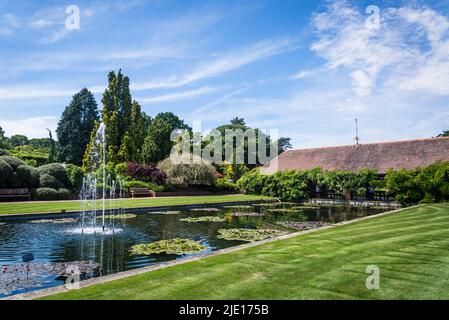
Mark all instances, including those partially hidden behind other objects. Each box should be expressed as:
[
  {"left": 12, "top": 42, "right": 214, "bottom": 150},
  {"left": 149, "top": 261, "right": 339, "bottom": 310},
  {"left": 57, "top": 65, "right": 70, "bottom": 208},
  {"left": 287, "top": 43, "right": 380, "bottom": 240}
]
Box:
[{"left": 261, "top": 137, "right": 449, "bottom": 175}]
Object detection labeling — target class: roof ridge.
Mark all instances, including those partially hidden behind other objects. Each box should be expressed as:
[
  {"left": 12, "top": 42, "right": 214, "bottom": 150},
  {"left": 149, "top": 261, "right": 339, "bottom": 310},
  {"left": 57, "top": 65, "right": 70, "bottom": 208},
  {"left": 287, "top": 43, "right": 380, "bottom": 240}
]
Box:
[{"left": 286, "top": 136, "right": 449, "bottom": 153}]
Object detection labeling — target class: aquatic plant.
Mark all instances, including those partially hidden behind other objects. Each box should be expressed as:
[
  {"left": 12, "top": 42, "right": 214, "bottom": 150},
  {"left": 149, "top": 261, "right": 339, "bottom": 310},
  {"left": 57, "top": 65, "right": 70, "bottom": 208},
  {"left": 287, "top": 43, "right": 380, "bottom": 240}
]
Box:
[
  {"left": 223, "top": 205, "right": 253, "bottom": 209},
  {"left": 229, "top": 212, "right": 265, "bottom": 217},
  {"left": 267, "top": 208, "right": 304, "bottom": 214},
  {"left": 255, "top": 203, "right": 280, "bottom": 207},
  {"left": 98, "top": 213, "right": 137, "bottom": 220},
  {"left": 30, "top": 218, "right": 77, "bottom": 224},
  {"left": 217, "top": 228, "right": 285, "bottom": 242},
  {"left": 130, "top": 238, "right": 207, "bottom": 255},
  {"left": 180, "top": 216, "right": 225, "bottom": 223},
  {"left": 190, "top": 208, "right": 220, "bottom": 212},
  {"left": 150, "top": 211, "right": 181, "bottom": 215},
  {"left": 277, "top": 221, "right": 329, "bottom": 231},
  {"left": 292, "top": 206, "right": 321, "bottom": 210}
]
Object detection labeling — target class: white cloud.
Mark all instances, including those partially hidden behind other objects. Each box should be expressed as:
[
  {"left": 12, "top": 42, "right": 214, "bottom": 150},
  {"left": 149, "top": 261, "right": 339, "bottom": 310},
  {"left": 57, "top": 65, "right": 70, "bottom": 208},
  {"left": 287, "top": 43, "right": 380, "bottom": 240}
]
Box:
[
  {"left": 0, "top": 85, "right": 77, "bottom": 101},
  {"left": 140, "top": 86, "right": 220, "bottom": 104},
  {"left": 0, "top": 14, "right": 20, "bottom": 36},
  {"left": 0, "top": 116, "right": 58, "bottom": 138},
  {"left": 132, "top": 37, "right": 298, "bottom": 90},
  {"left": 310, "top": 1, "right": 449, "bottom": 100}
]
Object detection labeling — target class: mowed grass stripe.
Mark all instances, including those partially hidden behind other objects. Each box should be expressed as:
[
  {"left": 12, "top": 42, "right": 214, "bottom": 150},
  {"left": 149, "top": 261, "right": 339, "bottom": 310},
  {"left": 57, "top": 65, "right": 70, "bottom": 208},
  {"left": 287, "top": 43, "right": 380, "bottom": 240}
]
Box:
[
  {"left": 0, "top": 195, "right": 271, "bottom": 215},
  {"left": 40, "top": 203, "right": 449, "bottom": 300}
]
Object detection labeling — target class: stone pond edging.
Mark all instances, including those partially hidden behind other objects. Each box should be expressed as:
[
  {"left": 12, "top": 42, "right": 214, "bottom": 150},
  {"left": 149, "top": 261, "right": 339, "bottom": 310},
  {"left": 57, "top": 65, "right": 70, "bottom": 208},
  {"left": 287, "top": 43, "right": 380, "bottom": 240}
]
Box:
[{"left": 3, "top": 204, "right": 418, "bottom": 300}]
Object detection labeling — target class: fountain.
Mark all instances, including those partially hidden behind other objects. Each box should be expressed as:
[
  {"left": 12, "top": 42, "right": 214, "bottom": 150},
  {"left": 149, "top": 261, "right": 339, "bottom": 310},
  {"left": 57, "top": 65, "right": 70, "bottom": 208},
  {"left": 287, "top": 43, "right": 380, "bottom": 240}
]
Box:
[{"left": 70, "top": 122, "right": 125, "bottom": 235}]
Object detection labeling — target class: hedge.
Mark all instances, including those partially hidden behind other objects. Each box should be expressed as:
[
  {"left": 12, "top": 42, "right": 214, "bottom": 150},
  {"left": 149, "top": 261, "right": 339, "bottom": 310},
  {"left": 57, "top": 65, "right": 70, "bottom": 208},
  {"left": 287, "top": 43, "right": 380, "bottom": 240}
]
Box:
[
  {"left": 37, "top": 163, "right": 68, "bottom": 186},
  {"left": 34, "top": 188, "right": 59, "bottom": 201}
]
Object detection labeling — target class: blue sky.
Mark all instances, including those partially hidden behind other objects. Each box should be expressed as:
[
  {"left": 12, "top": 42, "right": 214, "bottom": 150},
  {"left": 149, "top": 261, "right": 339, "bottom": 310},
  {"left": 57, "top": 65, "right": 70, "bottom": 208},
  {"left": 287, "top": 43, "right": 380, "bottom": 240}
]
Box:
[{"left": 0, "top": 0, "right": 448, "bottom": 148}]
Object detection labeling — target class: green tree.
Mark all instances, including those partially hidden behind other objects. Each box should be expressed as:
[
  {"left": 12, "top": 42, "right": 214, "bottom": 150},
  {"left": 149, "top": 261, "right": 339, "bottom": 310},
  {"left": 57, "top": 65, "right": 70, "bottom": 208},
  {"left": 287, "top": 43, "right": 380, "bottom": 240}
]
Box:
[
  {"left": 0, "top": 125, "right": 10, "bottom": 150},
  {"left": 438, "top": 130, "right": 449, "bottom": 137},
  {"left": 47, "top": 129, "right": 57, "bottom": 164},
  {"left": 102, "top": 70, "right": 133, "bottom": 163},
  {"left": 56, "top": 88, "right": 99, "bottom": 165},
  {"left": 204, "top": 118, "right": 291, "bottom": 169},
  {"left": 9, "top": 134, "right": 28, "bottom": 147},
  {"left": 141, "top": 113, "right": 192, "bottom": 164},
  {"left": 141, "top": 117, "right": 173, "bottom": 163},
  {"left": 118, "top": 101, "right": 147, "bottom": 162}
]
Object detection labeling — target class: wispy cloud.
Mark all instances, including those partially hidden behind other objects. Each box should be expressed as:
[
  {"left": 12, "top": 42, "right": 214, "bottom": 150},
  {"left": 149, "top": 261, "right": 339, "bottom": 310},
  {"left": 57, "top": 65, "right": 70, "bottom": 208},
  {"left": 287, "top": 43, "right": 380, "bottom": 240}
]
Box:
[
  {"left": 0, "top": 85, "right": 77, "bottom": 101},
  {"left": 0, "top": 116, "right": 58, "bottom": 138},
  {"left": 310, "top": 1, "right": 449, "bottom": 99},
  {"left": 132, "top": 37, "right": 299, "bottom": 90},
  {"left": 140, "top": 86, "right": 220, "bottom": 104}
]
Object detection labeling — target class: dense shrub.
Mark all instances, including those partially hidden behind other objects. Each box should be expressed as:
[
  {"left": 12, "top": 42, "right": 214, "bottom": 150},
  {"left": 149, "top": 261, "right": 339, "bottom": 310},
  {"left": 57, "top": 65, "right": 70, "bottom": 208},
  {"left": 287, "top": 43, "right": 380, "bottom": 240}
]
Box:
[
  {"left": 214, "top": 178, "right": 237, "bottom": 192},
  {"left": 39, "top": 173, "right": 65, "bottom": 189},
  {"left": 122, "top": 180, "right": 165, "bottom": 192},
  {"left": 0, "top": 159, "right": 13, "bottom": 187},
  {"left": 125, "top": 162, "right": 166, "bottom": 185},
  {"left": 37, "top": 163, "right": 68, "bottom": 186},
  {"left": 237, "top": 168, "right": 268, "bottom": 195},
  {"left": 57, "top": 188, "right": 72, "bottom": 200},
  {"left": 256, "top": 171, "right": 310, "bottom": 201},
  {"left": 158, "top": 156, "right": 216, "bottom": 188},
  {"left": 0, "top": 156, "right": 25, "bottom": 170},
  {"left": 115, "top": 162, "right": 127, "bottom": 177},
  {"left": 16, "top": 165, "right": 40, "bottom": 188},
  {"left": 66, "top": 164, "right": 84, "bottom": 192},
  {"left": 237, "top": 168, "right": 378, "bottom": 201},
  {"left": 34, "top": 188, "right": 58, "bottom": 201}
]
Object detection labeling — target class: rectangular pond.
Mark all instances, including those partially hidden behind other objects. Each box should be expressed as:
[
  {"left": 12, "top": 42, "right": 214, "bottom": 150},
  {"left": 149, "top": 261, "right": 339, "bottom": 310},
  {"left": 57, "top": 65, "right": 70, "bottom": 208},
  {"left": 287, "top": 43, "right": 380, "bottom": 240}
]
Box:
[{"left": 0, "top": 202, "right": 389, "bottom": 298}]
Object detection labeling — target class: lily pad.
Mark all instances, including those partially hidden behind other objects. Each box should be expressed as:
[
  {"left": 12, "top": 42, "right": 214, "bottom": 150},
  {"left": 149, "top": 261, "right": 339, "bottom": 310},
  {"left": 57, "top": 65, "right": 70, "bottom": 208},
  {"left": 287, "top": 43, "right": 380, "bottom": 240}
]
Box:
[
  {"left": 292, "top": 206, "right": 321, "bottom": 210},
  {"left": 98, "top": 213, "right": 137, "bottom": 220},
  {"left": 277, "top": 221, "right": 329, "bottom": 231},
  {"left": 230, "top": 212, "right": 265, "bottom": 217},
  {"left": 130, "top": 238, "right": 207, "bottom": 255},
  {"left": 30, "top": 218, "right": 77, "bottom": 224},
  {"left": 217, "top": 228, "right": 285, "bottom": 242},
  {"left": 151, "top": 211, "right": 181, "bottom": 215},
  {"left": 190, "top": 208, "right": 220, "bottom": 212},
  {"left": 180, "top": 216, "right": 225, "bottom": 223},
  {"left": 255, "top": 203, "right": 280, "bottom": 207},
  {"left": 267, "top": 208, "right": 303, "bottom": 214},
  {"left": 223, "top": 205, "right": 253, "bottom": 209}
]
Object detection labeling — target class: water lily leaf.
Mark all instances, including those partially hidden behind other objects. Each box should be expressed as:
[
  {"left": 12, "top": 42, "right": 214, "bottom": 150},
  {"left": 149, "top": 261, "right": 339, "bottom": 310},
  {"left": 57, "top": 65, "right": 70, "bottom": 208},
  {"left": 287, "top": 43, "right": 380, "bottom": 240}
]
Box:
[
  {"left": 217, "top": 228, "right": 285, "bottom": 242},
  {"left": 130, "top": 238, "right": 207, "bottom": 255},
  {"left": 180, "top": 216, "right": 225, "bottom": 223}
]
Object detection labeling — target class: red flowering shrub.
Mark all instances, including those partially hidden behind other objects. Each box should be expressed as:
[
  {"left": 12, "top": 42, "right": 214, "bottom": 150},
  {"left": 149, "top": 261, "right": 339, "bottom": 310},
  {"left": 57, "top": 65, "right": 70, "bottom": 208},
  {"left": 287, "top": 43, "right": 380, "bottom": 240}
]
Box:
[{"left": 125, "top": 162, "right": 166, "bottom": 185}]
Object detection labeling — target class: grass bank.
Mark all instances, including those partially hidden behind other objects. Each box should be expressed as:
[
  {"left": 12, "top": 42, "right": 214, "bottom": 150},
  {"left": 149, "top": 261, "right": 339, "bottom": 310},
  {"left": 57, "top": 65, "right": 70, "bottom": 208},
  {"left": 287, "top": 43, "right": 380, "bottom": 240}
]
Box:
[
  {"left": 43, "top": 203, "right": 449, "bottom": 300},
  {"left": 0, "top": 195, "right": 271, "bottom": 216}
]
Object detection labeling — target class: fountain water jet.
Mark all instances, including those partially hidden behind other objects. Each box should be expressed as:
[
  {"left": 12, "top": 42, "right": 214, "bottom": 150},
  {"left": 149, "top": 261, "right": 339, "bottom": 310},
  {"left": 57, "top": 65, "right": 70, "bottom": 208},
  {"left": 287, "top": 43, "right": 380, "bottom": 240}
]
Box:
[{"left": 72, "top": 122, "right": 125, "bottom": 235}]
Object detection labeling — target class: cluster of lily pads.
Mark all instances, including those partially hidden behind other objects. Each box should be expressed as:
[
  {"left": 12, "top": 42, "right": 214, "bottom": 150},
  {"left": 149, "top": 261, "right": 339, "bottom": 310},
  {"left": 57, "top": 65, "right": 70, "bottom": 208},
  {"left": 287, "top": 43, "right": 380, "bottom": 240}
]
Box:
[
  {"left": 190, "top": 208, "right": 220, "bottom": 212},
  {"left": 150, "top": 211, "right": 181, "bottom": 215},
  {"left": 277, "top": 221, "right": 329, "bottom": 231},
  {"left": 130, "top": 238, "right": 207, "bottom": 255},
  {"left": 229, "top": 212, "right": 265, "bottom": 217},
  {"left": 29, "top": 218, "right": 77, "bottom": 224},
  {"left": 267, "top": 208, "right": 304, "bottom": 214},
  {"left": 97, "top": 213, "right": 137, "bottom": 220},
  {"left": 180, "top": 216, "right": 225, "bottom": 223},
  {"left": 223, "top": 205, "right": 253, "bottom": 209},
  {"left": 0, "top": 261, "right": 99, "bottom": 296},
  {"left": 217, "top": 228, "right": 285, "bottom": 242}
]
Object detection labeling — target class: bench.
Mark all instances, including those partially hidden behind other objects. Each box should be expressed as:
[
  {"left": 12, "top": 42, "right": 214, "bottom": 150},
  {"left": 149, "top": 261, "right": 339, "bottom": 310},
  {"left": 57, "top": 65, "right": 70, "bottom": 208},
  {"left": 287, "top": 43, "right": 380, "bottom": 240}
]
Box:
[
  {"left": 0, "top": 188, "right": 31, "bottom": 201},
  {"left": 129, "top": 187, "right": 155, "bottom": 198}
]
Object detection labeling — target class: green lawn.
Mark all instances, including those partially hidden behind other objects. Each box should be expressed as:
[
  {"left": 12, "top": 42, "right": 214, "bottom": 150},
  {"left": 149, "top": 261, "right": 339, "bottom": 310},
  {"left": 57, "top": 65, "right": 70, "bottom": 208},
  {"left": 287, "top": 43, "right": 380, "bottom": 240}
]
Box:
[
  {"left": 0, "top": 195, "right": 270, "bottom": 216},
  {"left": 43, "top": 203, "right": 449, "bottom": 300}
]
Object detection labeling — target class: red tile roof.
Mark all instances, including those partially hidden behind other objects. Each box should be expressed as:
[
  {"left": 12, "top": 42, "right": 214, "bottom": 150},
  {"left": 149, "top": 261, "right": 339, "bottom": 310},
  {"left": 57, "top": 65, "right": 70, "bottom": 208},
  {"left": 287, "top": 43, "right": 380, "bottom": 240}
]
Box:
[{"left": 261, "top": 137, "right": 449, "bottom": 174}]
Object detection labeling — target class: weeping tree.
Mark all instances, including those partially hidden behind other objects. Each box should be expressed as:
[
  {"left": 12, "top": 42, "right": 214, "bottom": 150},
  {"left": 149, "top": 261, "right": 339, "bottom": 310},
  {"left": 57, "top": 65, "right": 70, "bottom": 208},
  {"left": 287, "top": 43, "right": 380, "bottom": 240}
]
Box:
[{"left": 158, "top": 155, "right": 218, "bottom": 188}]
